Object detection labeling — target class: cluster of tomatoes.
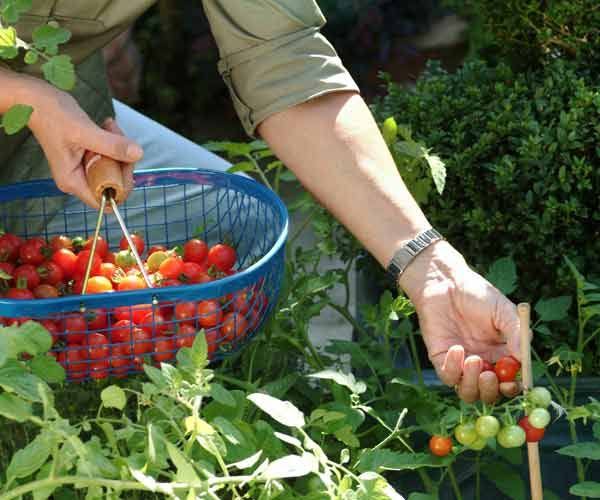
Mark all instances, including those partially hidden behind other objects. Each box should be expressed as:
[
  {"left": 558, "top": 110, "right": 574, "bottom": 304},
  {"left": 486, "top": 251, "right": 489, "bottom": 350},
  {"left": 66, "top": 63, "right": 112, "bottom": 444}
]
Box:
[
  {"left": 0, "top": 231, "right": 267, "bottom": 380},
  {"left": 429, "top": 356, "right": 554, "bottom": 457}
]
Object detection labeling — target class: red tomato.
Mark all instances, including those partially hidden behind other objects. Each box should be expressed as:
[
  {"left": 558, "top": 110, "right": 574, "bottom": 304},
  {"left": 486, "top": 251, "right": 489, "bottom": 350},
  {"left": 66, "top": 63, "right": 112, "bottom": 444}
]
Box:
[
  {"left": 519, "top": 416, "right": 546, "bottom": 443},
  {"left": 75, "top": 250, "right": 102, "bottom": 277},
  {"left": 206, "top": 328, "right": 218, "bottom": 357},
  {"left": 13, "top": 264, "right": 41, "bottom": 289},
  {"left": 495, "top": 356, "right": 521, "bottom": 383},
  {"left": 63, "top": 314, "right": 87, "bottom": 344},
  {"left": 33, "top": 284, "right": 59, "bottom": 299},
  {"left": 0, "top": 233, "right": 23, "bottom": 261},
  {"left": 429, "top": 436, "right": 453, "bottom": 457},
  {"left": 113, "top": 304, "right": 152, "bottom": 324},
  {"left": 40, "top": 319, "right": 61, "bottom": 345},
  {"left": 148, "top": 244, "right": 167, "bottom": 256},
  {"left": 159, "top": 278, "right": 182, "bottom": 288},
  {"left": 139, "top": 311, "right": 171, "bottom": 337},
  {"left": 0, "top": 261, "right": 15, "bottom": 281},
  {"left": 183, "top": 239, "right": 208, "bottom": 263},
  {"left": 52, "top": 249, "right": 78, "bottom": 277},
  {"left": 19, "top": 239, "right": 48, "bottom": 265},
  {"left": 86, "top": 333, "right": 109, "bottom": 360},
  {"left": 104, "top": 251, "right": 116, "bottom": 264},
  {"left": 117, "top": 274, "right": 147, "bottom": 291},
  {"left": 174, "top": 301, "right": 196, "bottom": 324},
  {"left": 230, "top": 289, "right": 250, "bottom": 315},
  {"left": 120, "top": 233, "right": 145, "bottom": 256},
  {"left": 84, "top": 235, "right": 109, "bottom": 259},
  {"left": 132, "top": 328, "right": 153, "bottom": 355},
  {"left": 89, "top": 360, "right": 110, "bottom": 379},
  {"left": 110, "top": 319, "right": 134, "bottom": 344},
  {"left": 6, "top": 287, "right": 34, "bottom": 300},
  {"left": 481, "top": 360, "right": 495, "bottom": 373},
  {"left": 180, "top": 262, "right": 205, "bottom": 283},
  {"left": 197, "top": 300, "right": 223, "bottom": 328},
  {"left": 175, "top": 323, "right": 197, "bottom": 348},
  {"left": 220, "top": 312, "right": 248, "bottom": 342},
  {"left": 154, "top": 337, "right": 176, "bottom": 362},
  {"left": 86, "top": 276, "right": 114, "bottom": 294},
  {"left": 99, "top": 263, "right": 119, "bottom": 283},
  {"left": 37, "top": 261, "right": 64, "bottom": 286},
  {"left": 85, "top": 309, "right": 108, "bottom": 331},
  {"left": 49, "top": 235, "right": 73, "bottom": 252},
  {"left": 110, "top": 345, "right": 132, "bottom": 371},
  {"left": 207, "top": 243, "right": 236, "bottom": 272},
  {"left": 58, "top": 349, "right": 88, "bottom": 379},
  {"left": 159, "top": 256, "right": 184, "bottom": 280}
]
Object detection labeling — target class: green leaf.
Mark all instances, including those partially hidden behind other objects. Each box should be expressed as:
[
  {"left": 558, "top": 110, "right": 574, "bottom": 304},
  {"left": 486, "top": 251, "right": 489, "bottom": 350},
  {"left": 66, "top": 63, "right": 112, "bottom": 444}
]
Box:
[
  {"left": 19, "top": 320, "right": 53, "bottom": 355},
  {"left": 357, "top": 472, "right": 405, "bottom": 500},
  {"left": 535, "top": 296, "right": 572, "bottom": 322},
  {"left": 357, "top": 449, "right": 452, "bottom": 473},
  {"left": 41, "top": 55, "right": 76, "bottom": 90},
  {"left": 143, "top": 365, "right": 167, "bottom": 389},
  {"left": 481, "top": 462, "right": 526, "bottom": 500},
  {"left": 7, "top": 431, "right": 53, "bottom": 484},
  {"left": 334, "top": 425, "right": 360, "bottom": 448},
  {"left": 30, "top": 354, "right": 65, "bottom": 384},
  {"left": 0, "top": 26, "right": 18, "bottom": 59},
  {"left": 0, "top": 0, "right": 32, "bottom": 23},
  {"left": 543, "top": 489, "right": 563, "bottom": 500},
  {"left": 210, "top": 383, "right": 236, "bottom": 407},
  {"left": 227, "top": 161, "right": 255, "bottom": 174},
  {"left": 308, "top": 370, "right": 367, "bottom": 395},
  {"left": 570, "top": 482, "right": 600, "bottom": 498},
  {"left": 166, "top": 441, "right": 200, "bottom": 484},
  {"left": 485, "top": 256, "right": 517, "bottom": 295},
  {"left": 248, "top": 393, "right": 305, "bottom": 428},
  {"left": 0, "top": 393, "right": 32, "bottom": 422},
  {"left": 0, "top": 360, "right": 44, "bottom": 401},
  {"left": 262, "top": 454, "right": 317, "bottom": 480},
  {"left": 2, "top": 104, "right": 33, "bottom": 135},
  {"left": 32, "top": 23, "right": 71, "bottom": 52},
  {"left": 212, "top": 417, "right": 247, "bottom": 447},
  {"left": 101, "top": 385, "right": 127, "bottom": 411},
  {"left": 424, "top": 151, "right": 446, "bottom": 195},
  {"left": 593, "top": 422, "right": 600, "bottom": 440},
  {"left": 557, "top": 442, "right": 600, "bottom": 460}
]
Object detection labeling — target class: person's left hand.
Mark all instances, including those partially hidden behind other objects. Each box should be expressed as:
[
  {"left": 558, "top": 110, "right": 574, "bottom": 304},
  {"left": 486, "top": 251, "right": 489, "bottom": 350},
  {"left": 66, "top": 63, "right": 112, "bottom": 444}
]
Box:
[{"left": 399, "top": 240, "right": 523, "bottom": 403}]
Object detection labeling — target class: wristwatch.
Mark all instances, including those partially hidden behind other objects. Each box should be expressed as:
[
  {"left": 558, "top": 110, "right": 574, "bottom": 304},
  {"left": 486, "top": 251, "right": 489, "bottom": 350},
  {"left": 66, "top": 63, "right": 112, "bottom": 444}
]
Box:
[{"left": 387, "top": 228, "right": 444, "bottom": 282}]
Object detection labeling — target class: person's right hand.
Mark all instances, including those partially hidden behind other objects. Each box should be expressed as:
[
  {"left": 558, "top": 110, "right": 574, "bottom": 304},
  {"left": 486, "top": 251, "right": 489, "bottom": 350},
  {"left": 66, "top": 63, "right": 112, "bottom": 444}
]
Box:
[{"left": 25, "top": 77, "right": 143, "bottom": 208}]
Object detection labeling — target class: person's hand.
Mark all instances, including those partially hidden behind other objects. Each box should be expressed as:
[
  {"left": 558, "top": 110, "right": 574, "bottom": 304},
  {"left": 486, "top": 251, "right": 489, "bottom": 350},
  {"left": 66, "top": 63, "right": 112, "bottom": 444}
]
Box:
[
  {"left": 399, "top": 240, "right": 522, "bottom": 403},
  {"left": 24, "top": 77, "right": 143, "bottom": 208}
]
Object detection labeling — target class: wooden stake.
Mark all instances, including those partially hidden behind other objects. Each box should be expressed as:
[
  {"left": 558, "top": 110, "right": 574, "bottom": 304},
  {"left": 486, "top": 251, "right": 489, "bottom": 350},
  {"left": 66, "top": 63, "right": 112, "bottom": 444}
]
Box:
[{"left": 518, "top": 303, "right": 543, "bottom": 500}]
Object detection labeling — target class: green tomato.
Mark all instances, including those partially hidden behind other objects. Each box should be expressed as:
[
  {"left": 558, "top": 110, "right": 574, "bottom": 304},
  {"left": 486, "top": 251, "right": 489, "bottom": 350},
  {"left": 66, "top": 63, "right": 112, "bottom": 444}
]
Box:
[
  {"left": 381, "top": 117, "right": 398, "bottom": 146},
  {"left": 476, "top": 415, "right": 500, "bottom": 438},
  {"left": 115, "top": 249, "right": 136, "bottom": 269},
  {"left": 468, "top": 437, "right": 487, "bottom": 451},
  {"left": 528, "top": 408, "right": 551, "bottom": 429},
  {"left": 147, "top": 250, "right": 168, "bottom": 272},
  {"left": 529, "top": 387, "right": 552, "bottom": 408},
  {"left": 497, "top": 425, "right": 526, "bottom": 448},
  {"left": 454, "top": 423, "right": 478, "bottom": 446}
]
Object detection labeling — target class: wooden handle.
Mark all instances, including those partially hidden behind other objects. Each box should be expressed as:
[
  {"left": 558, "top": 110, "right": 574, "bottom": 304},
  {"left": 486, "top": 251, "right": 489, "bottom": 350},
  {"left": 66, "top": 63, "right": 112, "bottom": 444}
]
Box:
[
  {"left": 83, "top": 151, "right": 126, "bottom": 204},
  {"left": 517, "top": 303, "right": 543, "bottom": 500}
]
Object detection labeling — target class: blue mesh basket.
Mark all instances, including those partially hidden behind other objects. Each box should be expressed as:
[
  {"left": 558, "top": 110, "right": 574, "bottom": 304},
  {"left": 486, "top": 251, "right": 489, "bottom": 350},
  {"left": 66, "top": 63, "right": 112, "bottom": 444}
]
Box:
[{"left": 0, "top": 168, "right": 288, "bottom": 380}]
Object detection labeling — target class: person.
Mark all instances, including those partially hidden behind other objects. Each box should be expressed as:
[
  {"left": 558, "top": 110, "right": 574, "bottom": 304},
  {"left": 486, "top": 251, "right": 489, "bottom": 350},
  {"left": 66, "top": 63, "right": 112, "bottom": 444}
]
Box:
[{"left": 0, "top": 1, "right": 522, "bottom": 403}]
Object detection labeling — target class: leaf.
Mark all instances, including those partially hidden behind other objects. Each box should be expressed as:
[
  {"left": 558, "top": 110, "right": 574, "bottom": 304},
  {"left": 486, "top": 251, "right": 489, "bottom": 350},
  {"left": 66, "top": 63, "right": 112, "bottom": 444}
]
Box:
[
  {"left": 357, "top": 449, "right": 452, "bottom": 472},
  {"left": 480, "top": 462, "right": 525, "bottom": 500},
  {"left": 41, "top": 55, "right": 75, "bottom": 90},
  {"left": 212, "top": 417, "right": 247, "bottom": 447},
  {"left": 227, "top": 161, "right": 255, "bottom": 174},
  {"left": 248, "top": 393, "right": 305, "bottom": 428},
  {"left": 7, "top": 431, "right": 53, "bottom": 484},
  {"left": 0, "top": 360, "right": 44, "bottom": 401},
  {"left": 166, "top": 441, "right": 200, "bottom": 484},
  {"left": 485, "top": 256, "right": 517, "bottom": 295},
  {"left": 535, "top": 296, "right": 572, "bottom": 322},
  {"left": 424, "top": 151, "right": 446, "bottom": 195},
  {"left": 0, "top": 393, "right": 32, "bottom": 422},
  {"left": 229, "top": 450, "right": 262, "bottom": 470},
  {"left": 210, "top": 383, "right": 236, "bottom": 407},
  {"left": 19, "top": 320, "right": 53, "bottom": 355},
  {"left": 0, "top": 26, "right": 18, "bottom": 58},
  {"left": 308, "top": 370, "right": 367, "bottom": 395},
  {"left": 262, "top": 454, "right": 317, "bottom": 480},
  {"left": 570, "top": 482, "right": 600, "bottom": 498},
  {"left": 32, "top": 23, "right": 71, "bottom": 52},
  {"left": 357, "top": 472, "right": 405, "bottom": 500},
  {"left": 143, "top": 365, "right": 167, "bottom": 389},
  {"left": 334, "top": 425, "right": 360, "bottom": 448},
  {"left": 593, "top": 422, "right": 600, "bottom": 440},
  {"left": 2, "top": 104, "right": 33, "bottom": 135},
  {"left": 0, "top": 0, "right": 32, "bottom": 23},
  {"left": 30, "top": 354, "right": 65, "bottom": 384},
  {"left": 557, "top": 442, "right": 600, "bottom": 460},
  {"left": 274, "top": 432, "right": 302, "bottom": 448},
  {"left": 101, "top": 385, "right": 127, "bottom": 411}
]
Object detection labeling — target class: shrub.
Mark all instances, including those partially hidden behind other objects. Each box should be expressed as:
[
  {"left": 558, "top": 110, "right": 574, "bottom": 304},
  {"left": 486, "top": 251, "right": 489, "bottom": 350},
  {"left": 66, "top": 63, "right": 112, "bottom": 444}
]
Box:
[{"left": 373, "top": 59, "right": 600, "bottom": 302}]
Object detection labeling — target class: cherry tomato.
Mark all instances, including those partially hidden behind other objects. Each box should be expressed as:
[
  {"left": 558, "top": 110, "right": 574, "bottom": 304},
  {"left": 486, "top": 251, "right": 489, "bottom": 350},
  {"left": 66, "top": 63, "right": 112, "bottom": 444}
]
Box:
[
  {"left": 0, "top": 261, "right": 15, "bottom": 281},
  {"left": 6, "top": 287, "right": 34, "bottom": 300},
  {"left": 33, "top": 284, "right": 59, "bottom": 299},
  {"left": 229, "top": 289, "right": 251, "bottom": 315},
  {"left": 104, "top": 251, "right": 116, "bottom": 265},
  {"left": 120, "top": 233, "right": 145, "bottom": 256},
  {"left": 14, "top": 264, "right": 41, "bottom": 289},
  {"left": 147, "top": 251, "right": 168, "bottom": 272},
  {"left": 197, "top": 300, "right": 223, "bottom": 328},
  {"left": 58, "top": 349, "right": 88, "bottom": 379},
  {"left": 115, "top": 250, "right": 136, "bottom": 270},
  {"left": 454, "top": 423, "right": 478, "bottom": 446},
  {"left": 154, "top": 337, "right": 176, "bottom": 362},
  {"left": 159, "top": 278, "right": 183, "bottom": 288},
  {"left": 139, "top": 311, "right": 171, "bottom": 337},
  {"left": 528, "top": 408, "right": 551, "bottom": 429},
  {"left": 74, "top": 250, "right": 102, "bottom": 277},
  {"left": 19, "top": 239, "right": 49, "bottom": 265},
  {"left": 49, "top": 235, "right": 73, "bottom": 252},
  {"left": 113, "top": 304, "right": 152, "bottom": 324},
  {"left": 429, "top": 436, "right": 453, "bottom": 457},
  {"left": 132, "top": 328, "right": 153, "bottom": 355},
  {"left": 468, "top": 437, "right": 487, "bottom": 451},
  {"left": 40, "top": 319, "right": 61, "bottom": 344},
  {"left": 175, "top": 324, "right": 197, "bottom": 348},
  {"left": 180, "top": 262, "right": 205, "bottom": 283},
  {"left": 110, "top": 345, "right": 132, "bottom": 372},
  {"left": 99, "top": 262, "right": 120, "bottom": 283},
  {"left": 529, "top": 387, "right": 552, "bottom": 408},
  {"left": 86, "top": 333, "right": 109, "bottom": 360},
  {"left": 148, "top": 245, "right": 167, "bottom": 256},
  {"left": 37, "top": 261, "right": 64, "bottom": 286},
  {"left": 63, "top": 314, "right": 87, "bottom": 344},
  {"left": 52, "top": 249, "right": 77, "bottom": 277},
  {"left": 184, "top": 239, "right": 208, "bottom": 263},
  {"left": 159, "top": 256, "right": 184, "bottom": 280},
  {"left": 519, "top": 416, "right": 546, "bottom": 443},
  {"left": 89, "top": 360, "right": 110, "bottom": 379},
  {"left": 174, "top": 301, "right": 196, "bottom": 324},
  {"left": 85, "top": 309, "right": 108, "bottom": 331},
  {"left": 86, "top": 276, "right": 114, "bottom": 294},
  {"left": 220, "top": 312, "right": 248, "bottom": 342},
  {"left": 83, "top": 235, "right": 109, "bottom": 259},
  {"left": 206, "top": 329, "right": 218, "bottom": 357},
  {"left": 207, "top": 243, "right": 236, "bottom": 272},
  {"left": 117, "top": 274, "right": 146, "bottom": 291},
  {"left": 110, "top": 319, "right": 134, "bottom": 344},
  {"left": 494, "top": 356, "right": 521, "bottom": 383},
  {"left": 481, "top": 360, "right": 495, "bottom": 373},
  {"left": 475, "top": 415, "right": 500, "bottom": 438},
  {"left": 0, "top": 233, "right": 23, "bottom": 261},
  {"left": 497, "top": 425, "right": 526, "bottom": 448}
]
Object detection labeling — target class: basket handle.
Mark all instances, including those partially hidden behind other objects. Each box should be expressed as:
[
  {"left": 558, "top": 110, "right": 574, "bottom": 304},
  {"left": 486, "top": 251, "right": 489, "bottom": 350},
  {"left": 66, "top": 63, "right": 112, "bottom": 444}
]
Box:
[{"left": 83, "top": 151, "right": 126, "bottom": 204}]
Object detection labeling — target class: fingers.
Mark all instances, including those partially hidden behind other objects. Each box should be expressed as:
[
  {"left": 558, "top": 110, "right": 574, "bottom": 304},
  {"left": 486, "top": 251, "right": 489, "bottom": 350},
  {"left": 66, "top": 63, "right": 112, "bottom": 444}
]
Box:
[
  {"left": 102, "top": 117, "right": 137, "bottom": 197},
  {"left": 437, "top": 345, "right": 465, "bottom": 386},
  {"left": 83, "top": 118, "right": 143, "bottom": 164},
  {"left": 55, "top": 167, "right": 100, "bottom": 210},
  {"left": 494, "top": 294, "right": 522, "bottom": 360},
  {"left": 456, "top": 356, "right": 482, "bottom": 403}
]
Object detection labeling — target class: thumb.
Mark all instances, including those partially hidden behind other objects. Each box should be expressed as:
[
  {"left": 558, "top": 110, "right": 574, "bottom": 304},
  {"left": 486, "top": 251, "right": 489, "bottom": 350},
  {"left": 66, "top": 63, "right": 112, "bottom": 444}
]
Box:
[
  {"left": 82, "top": 123, "right": 143, "bottom": 163},
  {"left": 494, "top": 295, "right": 523, "bottom": 360}
]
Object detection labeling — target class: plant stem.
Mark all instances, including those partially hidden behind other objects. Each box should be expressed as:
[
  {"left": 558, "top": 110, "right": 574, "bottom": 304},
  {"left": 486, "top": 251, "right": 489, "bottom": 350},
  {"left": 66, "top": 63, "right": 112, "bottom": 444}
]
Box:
[
  {"left": 447, "top": 464, "right": 463, "bottom": 500},
  {"left": 288, "top": 208, "right": 319, "bottom": 248}
]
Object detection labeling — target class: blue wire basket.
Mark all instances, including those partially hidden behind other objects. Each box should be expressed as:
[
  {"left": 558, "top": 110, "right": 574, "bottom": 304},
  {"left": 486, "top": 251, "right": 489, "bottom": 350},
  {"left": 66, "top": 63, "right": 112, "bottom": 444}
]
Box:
[{"left": 0, "top": 168, "right": 288, "bottom": 380}]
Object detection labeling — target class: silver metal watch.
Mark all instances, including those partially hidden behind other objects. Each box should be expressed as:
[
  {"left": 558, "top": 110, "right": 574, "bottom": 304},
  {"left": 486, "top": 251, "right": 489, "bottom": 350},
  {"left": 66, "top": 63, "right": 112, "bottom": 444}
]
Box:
[{"left": 387, "top": 228, "right": 444, "bottom": 281}]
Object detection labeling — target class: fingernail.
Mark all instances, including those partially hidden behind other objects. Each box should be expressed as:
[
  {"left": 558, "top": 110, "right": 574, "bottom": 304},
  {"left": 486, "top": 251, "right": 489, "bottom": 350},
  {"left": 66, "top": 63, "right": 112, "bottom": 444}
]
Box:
[
  {"left": 104, "top": 117, "right": 114, "bottom": 127},
  {"left": 126, "top": 144, "right": 143, "bottom": 160}
]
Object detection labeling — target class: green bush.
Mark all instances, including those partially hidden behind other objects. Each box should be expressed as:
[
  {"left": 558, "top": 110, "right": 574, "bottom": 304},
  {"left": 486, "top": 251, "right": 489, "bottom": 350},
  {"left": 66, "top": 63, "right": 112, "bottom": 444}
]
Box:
[
  {"left": 373, "top": 59, "right": 600, "bottom": 302},
  {"left": 446, "top": 0, "right": 600, "bottom": 68}
]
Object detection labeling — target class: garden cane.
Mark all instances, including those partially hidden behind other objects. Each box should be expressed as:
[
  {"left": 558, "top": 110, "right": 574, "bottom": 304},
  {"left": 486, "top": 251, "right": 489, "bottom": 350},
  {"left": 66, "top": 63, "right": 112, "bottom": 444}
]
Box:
[{"left": 518, "top": 303, "right": 543, "bottom": 500}]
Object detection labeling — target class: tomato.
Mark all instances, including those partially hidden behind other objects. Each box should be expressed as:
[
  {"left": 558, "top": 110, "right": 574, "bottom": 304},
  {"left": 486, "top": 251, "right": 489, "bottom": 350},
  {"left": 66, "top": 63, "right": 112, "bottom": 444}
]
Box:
[
  {"left": 120, "top": 233, "right": 145, "bottom": 256},
  {"left": 494, "top": 356, "right": 521, "bottom": 383},
  {"left": 19, "top": 239, "right": 49, "bottom": 265},
  {"left": 89, "top": 360, "right": 110, "bottom": 379},
  {"left": 99, "top": 262, "right": 119, "bottom": 283},
  {"left": 104, "top": 251, "right": 116, "bottom": 265},
  {"left": 159, "top": 256, "right": 184, "bottom": 280},
  {"left": 429, "top": 436, "right": 453, "bottom": 457},
  {"left": 113, "top": 304, "right": 152, "bottom": 324},
  {"left": 528, "top": 408, "right": 551, "bottom": 429},
  {"left": 33, "top": 284, "right": 59, "bottom": 299},
  {"left": 229, "top": 290, "right": 251, "bottom": 315},
  {"left": 85, "top": 309, "right": 108, "bottom": 331},
  {"left": 74, "top": 250, "right": 102, "bottom": 277},
  {"left": 154, "top": 337, "right": 176, "bottom": 362},
  {"left": 197, "top": 300, "right": 223, "bottom": 328},
  {"left": 115, "top": 250, "right": 136, "bottom": 269},
  {"left": 86, "top": 276, "right": 114, "bottom": 294},
  {"left": 37, "top": 261, "right": 64, "bottom": 286},
  {"left": 174, "top": 301, "right": 196, "bottom": 324},
  {"left": 139, "top": 311, "right": 171, "bottom": 337},
  {"left": 180, "top": 262, "right": 205, "bottom": 283},
  {"left": 132, "top": 328, "right": 153, "bottom": 355},
  {"left": 63, "top": 314, "right": 87, "bottom": 344},
  {"left": 49, "top": 235, "right": 73, "bottom": 252},
  {"left": 454, "top": 423, "right": 478, "bottom": 446},
  {"left": 6, "top": 287, "right": 34, "bottom": 300},
  {"left": 117, "top": 274, "right": 147, "bottom": 291},
  {"left": 220, "top": 312, "right": 248, "bottom": 342},
  {"left": 475, "top": 415, "right": 500, "bottom": 438},
  {"left": 58, "top": 349, "right": 88, "bottom": 379},
  {"left": 52, "top": 249, "right": 78, "bottom": 277},
  {"left": 110, "top": 319, "right": 134, "bottom": 344},
  {"left": 468, "top": 437, "right": 487, "bottom": 451},
  {"left": 13, "top": 264, "right": 41, "bottom": 289},
  {"left": 0, "top": 261, "right": 15, "bottom": 281},
  {"left": 519, "top": 417, "right": 546, "bottom": 443},
  {"left": 497, "top": 425, "right": 526, "bottom": 448},
  {"left": 184, "top": 239, "right": 208, "bottom": 264},
  {"left": 206, "top": 329, "right": 218, "bottom": 357},
  {"left": 86, "top": 333, "right": 109, "bottom": 360},
  {"left": 147, "top": 251, "right": 168, "bottom": 272},
  {"left": 529, "top": 387, "right": 552, "bottom": 408},
  {"left": 175, "top": 324, "right": 197, "bottom": 348},
  {"left": 159, "top": 278, "right": 183, "bottom": 288},
  {"left": 481, "top": 360, "right": 495, "bottom": 373},
  {"left": 40, "top": 319, "right": 61, "bottom": 344},
  {"left": 0, "top": 233, "right": 23, "bottom": 261},
  {"left": 110, "top": 345, "right": 132, "bottom": 371},
  {"left": 207, "top": 243, "right": 236, "bottom": 272},
  {"left": 84, "top": 235, "right": 109, "bottom": 259},
  {"left": 148, "top": 245, "right": 167, "bottom": 256}
]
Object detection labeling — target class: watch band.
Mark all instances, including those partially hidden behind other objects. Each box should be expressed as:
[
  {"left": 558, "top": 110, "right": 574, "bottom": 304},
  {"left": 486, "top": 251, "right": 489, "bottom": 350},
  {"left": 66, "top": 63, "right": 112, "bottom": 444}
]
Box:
[{"left": 387, "top": 228, "right": 444, "bottom": 282}]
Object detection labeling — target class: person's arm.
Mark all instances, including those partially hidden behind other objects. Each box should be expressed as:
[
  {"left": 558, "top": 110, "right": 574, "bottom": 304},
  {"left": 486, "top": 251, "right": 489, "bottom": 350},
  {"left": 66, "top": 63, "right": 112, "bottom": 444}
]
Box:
[
  {"left": 0, "top": 68, "right": 142, "bottom": 206},
  {"left": 258, "top": 91, "right": 521, "bottom": 403}
]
